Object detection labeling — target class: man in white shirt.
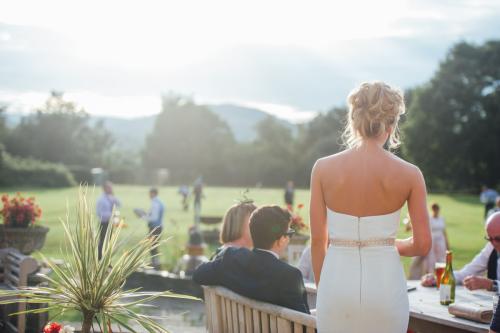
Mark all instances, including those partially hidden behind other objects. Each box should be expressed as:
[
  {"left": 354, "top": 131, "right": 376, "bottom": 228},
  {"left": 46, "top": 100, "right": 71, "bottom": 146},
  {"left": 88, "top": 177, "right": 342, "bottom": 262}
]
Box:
[
  {"left": 422, "top": 212, "right": 500, "bottom": 293},
  {"left": 96, "top": 181, "right": 121, "bottom": 259},
  {"left": 487, "top": 197, "right": 500, "bottom": 220},
  {"left": 140, "top": 188, "right": 165, "bottom": 270},
  {"left": 481, "top": 186, "right": 499, "bottom": 218}
]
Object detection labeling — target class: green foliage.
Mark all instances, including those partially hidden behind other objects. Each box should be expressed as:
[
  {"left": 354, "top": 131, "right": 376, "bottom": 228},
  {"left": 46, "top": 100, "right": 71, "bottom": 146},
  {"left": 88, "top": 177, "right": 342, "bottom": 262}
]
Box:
[
  {"left": 247, "top": 115, "right": 295, "bottom": 185},
  {"left": 0, "top": 147, "right": 75, "bottom": 187},
  {"left": 293, "top": 108, "right": 346, "bottom": 186},
  {"left": 0, "top": 104, "right": 7, "bottom": 143},
  {"left": 0, "top": 187, "right": 195, "bottom": 333},
  {"left": 4, "top": 92, "right": 114, "bottom": 178},
  {"left": 402, "top": 41, "right": 500, "bottom": 190},
  {"left": 143, "top": 95, "right": 236, "bottom": 184}
]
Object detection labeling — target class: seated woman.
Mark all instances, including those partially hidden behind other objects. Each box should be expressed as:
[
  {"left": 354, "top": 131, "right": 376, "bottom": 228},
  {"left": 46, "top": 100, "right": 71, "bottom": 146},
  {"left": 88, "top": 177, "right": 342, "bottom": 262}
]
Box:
[{"left": 211, "top": 202, "right": 257, "bottom": 259}]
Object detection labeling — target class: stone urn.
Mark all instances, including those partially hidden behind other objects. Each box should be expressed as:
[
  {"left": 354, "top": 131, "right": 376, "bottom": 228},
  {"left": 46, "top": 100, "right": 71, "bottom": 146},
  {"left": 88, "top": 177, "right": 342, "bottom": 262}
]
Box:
[
  {"left": 0, "top": 225, "right": 49, "bottom": 254},
  {"left": 284, "top": 233, "right": 310, "bottom": 266}
]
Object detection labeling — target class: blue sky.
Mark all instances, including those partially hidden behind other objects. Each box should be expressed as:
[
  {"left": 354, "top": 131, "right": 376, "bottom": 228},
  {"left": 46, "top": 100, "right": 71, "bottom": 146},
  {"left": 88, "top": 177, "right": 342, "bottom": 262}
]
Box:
[{"left": 1, "top": 0, "right": 500, "bottom": 121}]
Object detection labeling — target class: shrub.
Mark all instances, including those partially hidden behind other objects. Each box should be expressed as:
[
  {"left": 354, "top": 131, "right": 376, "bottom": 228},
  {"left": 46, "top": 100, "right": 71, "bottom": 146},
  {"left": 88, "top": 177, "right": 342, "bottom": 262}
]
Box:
[{"left": 0, "top": 147, "right": 75, "bottom": 187}]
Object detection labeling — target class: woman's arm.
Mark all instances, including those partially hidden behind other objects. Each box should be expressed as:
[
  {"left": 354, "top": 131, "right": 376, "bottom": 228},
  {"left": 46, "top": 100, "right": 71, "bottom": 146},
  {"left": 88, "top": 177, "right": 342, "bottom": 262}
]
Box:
[
  {"left": 396, "top": 167, "right": 432, "bottom": 257},
  {"left": 310, "top": 160, "right": 328, "bottom": 286}
]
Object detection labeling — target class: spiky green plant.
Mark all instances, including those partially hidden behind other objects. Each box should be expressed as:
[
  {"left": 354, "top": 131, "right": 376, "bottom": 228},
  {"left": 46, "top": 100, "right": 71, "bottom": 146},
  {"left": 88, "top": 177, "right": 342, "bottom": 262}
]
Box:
[{"left": 0, "top": 186, "right": 196, "bottom": 333}]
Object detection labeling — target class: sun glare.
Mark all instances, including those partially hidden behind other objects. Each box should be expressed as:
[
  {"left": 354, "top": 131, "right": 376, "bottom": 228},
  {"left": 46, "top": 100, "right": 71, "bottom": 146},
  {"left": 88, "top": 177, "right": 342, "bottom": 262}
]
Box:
[{"left": 1, "top": 0, "right": 411, "bottom": 70}]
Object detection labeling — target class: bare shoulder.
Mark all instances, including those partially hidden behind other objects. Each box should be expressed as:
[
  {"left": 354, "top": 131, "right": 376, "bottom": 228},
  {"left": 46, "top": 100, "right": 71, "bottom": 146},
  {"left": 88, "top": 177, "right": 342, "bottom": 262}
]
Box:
[
  {"left": 312, "top": 150, "right": 348, "bottom": 173},
  {"left": 387, "top": 152, "right": 424, "bottom": 180}
]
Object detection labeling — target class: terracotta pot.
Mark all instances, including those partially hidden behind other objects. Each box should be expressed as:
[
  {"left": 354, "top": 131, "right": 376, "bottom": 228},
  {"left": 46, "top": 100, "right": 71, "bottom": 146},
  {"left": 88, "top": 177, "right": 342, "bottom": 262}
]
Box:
[{"left": 0, "top": 225, "right": 49, "bottom": 254}]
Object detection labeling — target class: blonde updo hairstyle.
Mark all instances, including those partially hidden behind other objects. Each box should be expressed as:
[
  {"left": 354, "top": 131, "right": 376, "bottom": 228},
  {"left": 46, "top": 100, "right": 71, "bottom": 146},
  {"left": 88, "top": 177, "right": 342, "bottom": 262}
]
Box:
[{"left": 343, "top": 81, "right": 406, "bottom": 149}]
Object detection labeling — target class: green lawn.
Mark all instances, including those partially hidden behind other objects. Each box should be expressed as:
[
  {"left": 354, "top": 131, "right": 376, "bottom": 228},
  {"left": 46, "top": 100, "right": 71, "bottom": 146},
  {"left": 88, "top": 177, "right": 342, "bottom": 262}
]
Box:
[{"left": 0, "top": 186, "right": 487, "bottom": 273}]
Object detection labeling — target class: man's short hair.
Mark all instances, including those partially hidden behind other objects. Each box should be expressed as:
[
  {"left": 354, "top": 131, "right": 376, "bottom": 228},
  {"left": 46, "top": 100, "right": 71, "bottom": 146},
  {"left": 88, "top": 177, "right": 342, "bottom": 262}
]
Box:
[
  {"left": 250, "top": 205, "right": 291, "bottom": 250},
  {"left": 150, "top": 187, "right": 158, "bottom": 195}
]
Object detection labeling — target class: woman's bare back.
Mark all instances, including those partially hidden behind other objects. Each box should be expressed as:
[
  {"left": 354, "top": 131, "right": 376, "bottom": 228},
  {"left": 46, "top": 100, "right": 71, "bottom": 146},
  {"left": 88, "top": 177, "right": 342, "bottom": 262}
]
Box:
[{"left": 316, "top": 145, "right": 419, "bottom": 217}]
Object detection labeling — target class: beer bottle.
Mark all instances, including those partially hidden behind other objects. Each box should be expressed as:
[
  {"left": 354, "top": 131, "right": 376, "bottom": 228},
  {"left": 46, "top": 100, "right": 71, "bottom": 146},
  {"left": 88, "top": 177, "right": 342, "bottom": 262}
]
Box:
[{"left": 440, "top": 250, "right": 456, "bottom": 305}]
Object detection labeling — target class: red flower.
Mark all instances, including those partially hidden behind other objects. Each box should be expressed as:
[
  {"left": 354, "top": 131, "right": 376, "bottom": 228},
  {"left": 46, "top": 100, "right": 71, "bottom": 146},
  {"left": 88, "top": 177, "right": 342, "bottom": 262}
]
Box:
[
  {"left": 1, "top": 193, "right": 42, "bottom": 227},
  {"left": 43, "top": 322, "right": 62, "bottom": 333},
  {"left": 287, "top": 203, "right": 308, "bottom": 232}
]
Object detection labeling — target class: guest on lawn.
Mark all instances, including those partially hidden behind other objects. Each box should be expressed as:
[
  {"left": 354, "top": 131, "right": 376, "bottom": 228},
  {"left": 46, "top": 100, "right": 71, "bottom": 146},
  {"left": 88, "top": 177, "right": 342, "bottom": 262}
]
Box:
[
  {"left": 409, "top": 203, "right": 449, "bottom": 279},
  {"left": 284, "top": 180, "right": 295, "bottom": 207},
  {"left": 487, "top": 197, "right": 500, "bottom": 220},
  {"left": 481, "top": 185, "right": 499, "bottom": 219},
  {"left": 136, "top": 187, "right": 165, "bottom": 270},
  {"left": 96, "top": 181, "right": 121, "bottom": 259},
  {"left": 193, "top": 205, "right": 310, "bottom": 314},
  {"left": 422, "top": 212, "right": 500, "bottom": 293},
  {"left": 211, "top": 201, "right": 257, "bottom": 260}
]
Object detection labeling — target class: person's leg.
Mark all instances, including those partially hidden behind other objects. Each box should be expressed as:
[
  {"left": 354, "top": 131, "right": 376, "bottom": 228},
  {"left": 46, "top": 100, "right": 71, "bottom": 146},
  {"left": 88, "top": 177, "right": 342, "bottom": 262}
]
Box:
[
  {"left": 194, "top": 200, "right": 201, "bottom": 226},
  {"left": 486, "top": 203, "right": 495, "bottom": 218},
  {"left": 149, "top": 226, "right": 162, "bottom": 270},
  {"left": 98, "top": 222, "right": 109, "bottom": 260}
]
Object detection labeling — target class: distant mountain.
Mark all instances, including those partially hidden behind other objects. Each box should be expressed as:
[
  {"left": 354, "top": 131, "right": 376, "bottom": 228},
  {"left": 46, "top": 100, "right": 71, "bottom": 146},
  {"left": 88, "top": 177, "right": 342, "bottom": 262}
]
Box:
[
  {"left": 90, "top": 104, "right": 297, "bottom": 150},
  {"left": 5, "top": 104, "right": 296, "bottom": 152},
  {"left": 89, "top": 115, "right": 156, "bottom": 152},
  {"left": 207, "top": 104, "right": 291, "bottom": 142}
]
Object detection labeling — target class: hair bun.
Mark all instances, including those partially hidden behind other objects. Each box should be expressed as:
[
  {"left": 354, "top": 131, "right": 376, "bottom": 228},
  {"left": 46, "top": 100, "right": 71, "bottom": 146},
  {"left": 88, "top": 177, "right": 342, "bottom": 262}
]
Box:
[{"left": 343, "top": 81, "right": 405, "bottom": 149}]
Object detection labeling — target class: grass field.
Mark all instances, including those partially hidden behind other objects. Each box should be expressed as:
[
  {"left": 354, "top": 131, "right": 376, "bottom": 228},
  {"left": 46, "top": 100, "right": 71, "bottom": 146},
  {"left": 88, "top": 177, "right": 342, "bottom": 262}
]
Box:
[{"left": 0, "top": 185, "right": 487, "bottom": 273}]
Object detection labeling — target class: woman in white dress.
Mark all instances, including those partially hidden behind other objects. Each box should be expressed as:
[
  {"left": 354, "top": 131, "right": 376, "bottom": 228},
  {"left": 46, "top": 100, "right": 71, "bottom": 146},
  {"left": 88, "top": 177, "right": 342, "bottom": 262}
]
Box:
[
  {"left": 408, "top": 203, "right": 449, "bottom": 279},
  {"left": 310, "top": 82, "right": 432, "bottom": 333}
]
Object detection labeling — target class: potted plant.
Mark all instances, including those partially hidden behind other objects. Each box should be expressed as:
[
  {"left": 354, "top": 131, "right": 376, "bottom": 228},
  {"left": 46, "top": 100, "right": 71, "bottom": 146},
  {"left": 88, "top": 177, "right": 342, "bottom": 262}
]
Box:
[
  {"left": 0, "top": 187, "right": 195, "bottom": 333},
  {"left": 0, "top": 192, "right": 49, "bottom": 254}
]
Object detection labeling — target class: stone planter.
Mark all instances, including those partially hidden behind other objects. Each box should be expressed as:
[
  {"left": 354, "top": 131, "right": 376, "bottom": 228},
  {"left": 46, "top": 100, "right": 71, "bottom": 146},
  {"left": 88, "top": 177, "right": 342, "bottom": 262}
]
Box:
[
  {"left": 284, "top": 233, "right": 310, "bottom": 266},
  {"left": 0, "top": 225, "right": 49, "bottom": 254}
]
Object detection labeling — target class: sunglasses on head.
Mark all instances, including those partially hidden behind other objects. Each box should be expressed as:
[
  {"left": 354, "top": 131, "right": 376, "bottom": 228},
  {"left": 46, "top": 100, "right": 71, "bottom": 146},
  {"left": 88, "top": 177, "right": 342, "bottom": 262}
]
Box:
[{"left": 485, "top": 236, "right": 500, "bottom": 243}]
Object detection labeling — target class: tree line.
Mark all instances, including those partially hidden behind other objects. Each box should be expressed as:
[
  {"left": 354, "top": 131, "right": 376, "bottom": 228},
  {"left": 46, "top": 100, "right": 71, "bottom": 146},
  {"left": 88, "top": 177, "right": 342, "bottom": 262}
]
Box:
[{"left": 1, "top": 40, "right": 499, "bottom": 191}]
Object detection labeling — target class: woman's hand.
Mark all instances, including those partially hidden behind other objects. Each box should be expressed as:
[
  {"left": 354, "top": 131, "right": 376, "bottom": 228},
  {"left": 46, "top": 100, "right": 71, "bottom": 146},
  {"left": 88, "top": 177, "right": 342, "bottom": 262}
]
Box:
[{"left": 420, "top": 273, "right": 436, "bottom": 287}]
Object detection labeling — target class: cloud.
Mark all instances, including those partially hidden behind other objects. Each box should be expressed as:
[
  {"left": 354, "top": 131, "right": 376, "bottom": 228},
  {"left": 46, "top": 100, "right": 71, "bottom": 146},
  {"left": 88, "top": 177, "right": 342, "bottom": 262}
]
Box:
[{"left": 0, "top": 0, "right": 499, "bottom": 118}]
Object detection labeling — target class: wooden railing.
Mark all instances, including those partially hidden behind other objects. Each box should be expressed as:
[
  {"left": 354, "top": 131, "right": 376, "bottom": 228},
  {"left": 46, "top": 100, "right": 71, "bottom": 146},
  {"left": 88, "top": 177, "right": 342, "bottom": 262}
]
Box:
[{"left": 203, "top": 286, "right": 317, "bottom": 333}]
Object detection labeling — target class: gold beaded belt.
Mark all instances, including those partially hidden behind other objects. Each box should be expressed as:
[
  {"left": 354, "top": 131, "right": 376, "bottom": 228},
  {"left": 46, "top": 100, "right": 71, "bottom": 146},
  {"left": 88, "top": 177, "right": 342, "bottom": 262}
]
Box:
[{"left": 329, "top": 238, "right": 395, "bottom": 248}]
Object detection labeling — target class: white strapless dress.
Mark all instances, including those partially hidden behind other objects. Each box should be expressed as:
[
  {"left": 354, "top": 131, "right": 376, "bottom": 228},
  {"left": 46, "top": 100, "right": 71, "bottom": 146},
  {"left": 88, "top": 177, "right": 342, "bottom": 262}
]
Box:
[{"left": 316, "top": 208, "right": 409, "bottom": 333}]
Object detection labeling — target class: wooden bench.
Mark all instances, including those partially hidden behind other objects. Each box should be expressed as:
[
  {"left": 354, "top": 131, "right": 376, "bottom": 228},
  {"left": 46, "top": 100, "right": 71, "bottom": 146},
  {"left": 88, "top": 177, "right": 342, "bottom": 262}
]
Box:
[
  {"left": 203, "top": 286, "right": 317, "bottom": 333},
  {"left": 0, "top": 248, "right": 39, "bottom": 333}
]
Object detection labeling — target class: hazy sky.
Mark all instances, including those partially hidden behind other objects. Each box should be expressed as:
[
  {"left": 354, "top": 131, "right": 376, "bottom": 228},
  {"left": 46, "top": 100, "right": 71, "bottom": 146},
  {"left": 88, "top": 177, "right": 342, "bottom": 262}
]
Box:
[{"left": 1, "top": 0, "right": 500, "bottom": 121}]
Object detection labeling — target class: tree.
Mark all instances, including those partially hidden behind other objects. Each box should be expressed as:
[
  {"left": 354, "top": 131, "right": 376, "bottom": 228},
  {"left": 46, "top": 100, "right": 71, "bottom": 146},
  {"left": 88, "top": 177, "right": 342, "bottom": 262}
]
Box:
[
  {"left": 142, "top": 95, "right": 236, "bottom": 184},
  {"left": 248, "top": 115, "right": 296, "bottom": 186},
  {"left": 403, "top": 41, "right": 500, "bottom": 190},
  {"left": 293, "top": 107, "right": 346, "bottom": 186},
  {"left": 0, "top": 104, "right": 7, "bottom": 144},
  {"left": 5, "top": 92, "right": 114, "bottom": 171}
]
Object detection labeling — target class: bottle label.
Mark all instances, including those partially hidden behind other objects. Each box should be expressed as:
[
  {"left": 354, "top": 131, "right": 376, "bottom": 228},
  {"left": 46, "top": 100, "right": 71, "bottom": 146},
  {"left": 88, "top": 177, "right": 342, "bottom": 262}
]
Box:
[{"left": 440, "top": 285, "right": 451, "bottom": 302}]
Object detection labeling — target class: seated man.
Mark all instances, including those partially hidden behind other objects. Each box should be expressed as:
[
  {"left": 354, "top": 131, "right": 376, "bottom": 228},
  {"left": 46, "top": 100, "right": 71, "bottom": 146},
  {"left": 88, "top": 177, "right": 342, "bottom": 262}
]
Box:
[
  {"left": 422, "top": 212, "right": 500, "bottom": 293},
  {"left": 193, "top": 205, "right": 310, "bottom": 314}
]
